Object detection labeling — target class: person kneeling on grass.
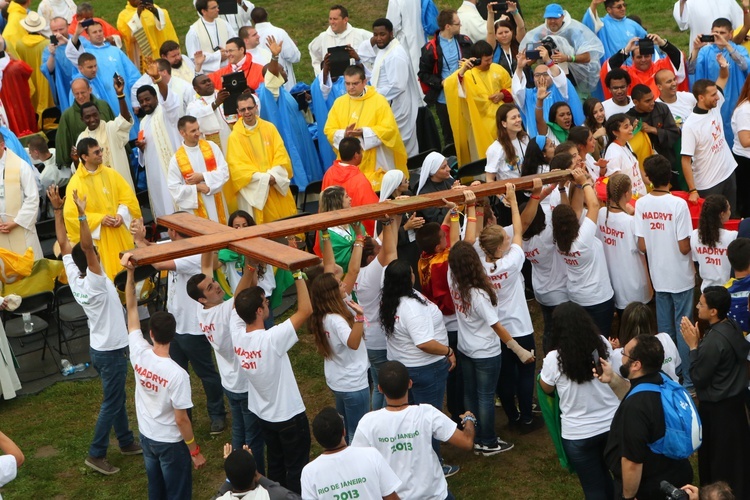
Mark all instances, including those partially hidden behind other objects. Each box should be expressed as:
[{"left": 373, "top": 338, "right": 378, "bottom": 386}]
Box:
[{"left": 220, "top": 443, "right": 301, "bottom": 500}]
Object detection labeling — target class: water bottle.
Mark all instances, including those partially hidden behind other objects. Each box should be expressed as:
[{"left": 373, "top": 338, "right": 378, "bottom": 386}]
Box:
[
  {"left": 22, "top": 312, "right": 33, "bottom": 334},
  {"left": 61, "top": 359, "right": 89, "bottom": 376}
]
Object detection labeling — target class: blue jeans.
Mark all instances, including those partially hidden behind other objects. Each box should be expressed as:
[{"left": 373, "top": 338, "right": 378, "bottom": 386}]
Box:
[
  {"left": 367, "top": 348, "right": 388, "bottom": 410},
  {"left": 446, "top": 330, "right": 464, "bottom": 423},
  {"left": 89, "top": 347, "right": 134, "bottom": 458},
  {"left": 460, "top": 353, "right": 501, "bottom": 446},
  {"left": 655, "top": 290, "right": 694, "bottom": 388},
  {"left": 497, "top": 334, "right": 536, "bottom": 423},
  {"left": 583, "top": 297, "right": 615, "bottom": 339},
  {"left": 169, "top": 333, "right": 226, "bottom": 422},
  {"left": 407, "top": 357, "right": 450, "bottom": 459},
  {"left": 225, "top": 389, "right": 265, "bottom": 475},
  {"left": 140, "top": 434, "right": 192, "bottom": 500},
  {"left": 562, "top": 432, "right": 614, "bottom": 500},
  {"left": 332, "top": 388, "right": 371, "bottom": 444}
]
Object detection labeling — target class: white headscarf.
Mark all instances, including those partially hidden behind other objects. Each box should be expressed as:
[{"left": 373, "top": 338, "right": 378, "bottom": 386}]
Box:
[
  {"left": 379, "top": 170, "right": 404, "bottom": 202},
  {"left": 416, "top": 152, "right": 446, "bottom": 195}
]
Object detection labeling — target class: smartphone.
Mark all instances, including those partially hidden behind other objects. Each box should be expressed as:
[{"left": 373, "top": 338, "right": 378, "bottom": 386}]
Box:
[
  {"left": 592, "top": 349, "right": 603, "bottom": 376},
  {"left": 470, "top": 57, "right": 482, "bottom": 66},
  {"left": 492, "top": 1, "right": 508, "bottom": 16},
  {"left": 137, "top": 130, "right": 145, "bottom": 142},
  {"left": 525, "top": 42, "right": 542, "bottom": 61},
  {"left": 700, "top": 34, "right": 715, "bottom": 43},
  {"left": 49, "top": 35, "right": 58, "bottom": 45},
  {"left": 81, "top": 18, "right": 95, "bottom": 28},
  {"left": 114, "top": 71, "right": 120, "bottom": 80},
  {"left": 636, "top": 38, "right": 654, "bottom": 56}
]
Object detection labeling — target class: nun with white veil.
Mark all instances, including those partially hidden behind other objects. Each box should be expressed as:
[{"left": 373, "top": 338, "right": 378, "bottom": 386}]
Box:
[{"left": 415, "top": 152, "right": 458, "bottom": 224}]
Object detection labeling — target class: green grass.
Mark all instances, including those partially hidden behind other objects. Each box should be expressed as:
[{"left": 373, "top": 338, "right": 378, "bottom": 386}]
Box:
[{"left": 4, "top": 0, "right": 697, "bottom": 497}]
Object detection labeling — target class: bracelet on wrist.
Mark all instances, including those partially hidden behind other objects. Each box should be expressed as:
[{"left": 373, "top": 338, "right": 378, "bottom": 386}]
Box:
[
  {"left": 246, "top": 265, "right": 256, "bottom": 272},
  {"left": 354, "top": 315, "right": 365, "bottom": 323},
  {"left": 116, "top": 94, "right": 125, "bottom": 99},
  {"left": 466, "top": 216, "right": 477, "bottom": 222},
  {"left": 545, "top": 60, "right": 555, "bottom": 67},
  {"left": 450, "top": 216, "right": 460, "bottom": 223},
  {"left": 558, "top": 186, "right": 566, "bottom": 192},
  {"left": 476, "top": 210, "right": 484, "bottom": 216},
  {"left": 581, "top": 183, "right": 592, "bottom": 189},
  {"left": 689, "top": 188, "right": 698, "bottom": 193},
  {"left": 353, "top": 243, "right": 364, "bottom": 248},
  {"left": 461, "top": 415, "right": 477, "bottom": 425},
  {"left": 190, "top": 444, "right": 201, "bottom": 457},
  {"left": 78, "top": 215, "right": 87, "bottom": 221},
  {"left": 381, "top": 218, "right": 393, "bottom": 226},
  {"left": 292, "top": 270, "right": 306, "bottom": 280},
  {"left": 530, "top": 194, "right": 541, "bottom": 200},
  {"left": 185, "top": 437, "right": 195, "bottom": 445}
]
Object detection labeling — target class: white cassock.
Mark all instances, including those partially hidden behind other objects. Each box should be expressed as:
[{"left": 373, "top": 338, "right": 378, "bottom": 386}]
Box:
[
  {"left": 191, "top": 0, "right": 254, "bottom": 33},
  {"left": 0, "top": 294, "right": 21, "bottom": 400},
  {"left": 130, "top": 74, "right": 194, "bottom": 116},
  {"left": 138, "top": 90, "right": 182, "bottom": 218},
  {"left": 308, "top": 23, "right": 372, "bottom": 76},
  {"left": 358, "top": 39, "right": 422, "bottom": 157},
  {"left": 386, "top": 0, "right": 426, "bottom": 76},
  {"left": 171, "top": 56, "right": 196, "bottom": 85},
  {"left": 77, "top": 116, "right": 134, "bottom": 191},
  {"left": 185, "top": 93, "right": 233, "bottom": 154},
  {"left": 254, "top": 22, "right": 301, "bottom": 90},
  {"left": 248, "top": 46, "right": 271, "bottom": 66},
  {"left": 167, "top": 140, "right": 229, "bottom": 222},
  {"left": 0, "top": 152, "right": 42, "bottom": 259}
]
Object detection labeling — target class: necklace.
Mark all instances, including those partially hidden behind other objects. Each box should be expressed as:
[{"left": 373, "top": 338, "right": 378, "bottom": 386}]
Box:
[
  {"left": 385, "top": 402, "right": 409, "bottom": 408},
  {"left": 651, "top": 189, "right": 670, "bottom": 194},
  {"left": 322, "top": 444, "right": 347, "bottom": 454}
]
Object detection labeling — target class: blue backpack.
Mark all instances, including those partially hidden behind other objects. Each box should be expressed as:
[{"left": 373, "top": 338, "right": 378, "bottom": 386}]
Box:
[
  {"left": 626, "top": 373, "right": 702, "bottom": 460},
  {"left": 421, "top": 0, "right": 439, "bottom": 39}
]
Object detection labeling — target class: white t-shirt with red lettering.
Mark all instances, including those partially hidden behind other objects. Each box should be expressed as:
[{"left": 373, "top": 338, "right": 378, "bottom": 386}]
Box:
[
  {"left": 604, "top": 142, "right": 647, "bottom": 197},
  {"left": 690, "top": 227, "right": 738, "bottom": 291},
  {"left": 597, "top": 208, "right": 653, "bottom": 310},
  {"left": 232, "top": 318, "right": 305, "bottom": 422},
  {"left": 167, "top": 255, "right": 202, "bottom": 335},
  {"left": 321, "top": 314, "right": 370, "bottom": 392},
  {"left": 521, "top": 217, "right": 569, "bottom": 307},
  {"left": 558, "top": 218, "right": 614, "bottom": 307},
  {"left": 129, "top": 329, "right": 193, "bottom": 443},
  {"left": 634, "top": 193, "right": 695, "bottom": 293},
  {"left": 387, "top": 293, "right": 449, "bottom": 368},
  {"left": 447, "top": 273, "right": 502, "bottom": 359},
  {"left": 197, "top": 300, "right": 247, "bottom": 393}
]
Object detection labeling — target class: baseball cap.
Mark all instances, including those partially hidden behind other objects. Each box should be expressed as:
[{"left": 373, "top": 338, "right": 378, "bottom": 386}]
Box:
[{"left": 544, "top": 4, "right": 564, "bottom": 18}]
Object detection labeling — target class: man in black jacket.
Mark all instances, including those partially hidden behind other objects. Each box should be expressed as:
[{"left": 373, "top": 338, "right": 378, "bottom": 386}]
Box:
[
  {"left": 418, "top": 9, "right": 472, "bottom": 145},
  {"left": 681, "top": 286, "right": 750, "bottom": 499},
  {"left": 626, "top": 84, "right": 681, "bottom": 170}
]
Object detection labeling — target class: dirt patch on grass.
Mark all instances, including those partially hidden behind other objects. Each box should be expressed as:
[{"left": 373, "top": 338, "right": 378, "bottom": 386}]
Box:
[{"left": 35, "top": 445, "right": 59, "bottom": 458}]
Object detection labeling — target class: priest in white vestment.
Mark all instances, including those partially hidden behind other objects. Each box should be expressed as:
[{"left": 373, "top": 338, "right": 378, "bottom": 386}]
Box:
[
  {"left": 129, "top": 58, "right": 194, "bottom": 115},
  {"left": 185, "top": 0, "right": 237, "bottom": 73},
  {"left": 385, "top": 0, "right": 426, "bottom": 76},
  {"left": 167, "top": 116, "right": 229, "bottom": 223},
  {"left": 186, "top": 74, "right": 235, "bottom": 154}
]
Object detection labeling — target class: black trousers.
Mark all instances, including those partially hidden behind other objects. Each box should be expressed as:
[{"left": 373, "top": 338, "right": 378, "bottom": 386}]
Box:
[
  {"left": 260, "top": 411, "right": 311, "bottom": 494},
  {"left": 435, "top": 102, "right": 453, "bottom": 147}
]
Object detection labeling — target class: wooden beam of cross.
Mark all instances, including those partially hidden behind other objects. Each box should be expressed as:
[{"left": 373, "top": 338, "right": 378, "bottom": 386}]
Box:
[{"left": 125, "top": 170, "right": 572, "bottom": 268}]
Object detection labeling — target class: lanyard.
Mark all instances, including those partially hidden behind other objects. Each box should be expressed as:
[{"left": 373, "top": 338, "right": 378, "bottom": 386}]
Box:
[{"left": 201, "top": 19, "right": 220, "bottom": 51}]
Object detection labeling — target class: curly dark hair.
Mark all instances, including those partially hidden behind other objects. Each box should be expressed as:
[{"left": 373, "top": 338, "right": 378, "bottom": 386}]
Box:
[
  {"left": 520, "top": 137, "right": 548, "bottom": 177},
  {"left": 698, "top": 194, "right": 729, "bottom": 249},
  {"left": 309, "top": 273, "right": 354, "bottom": 359},
  {"left": 552, "top": 204, "right": 580, "bottom": 254},
  {"left": 551, "top": 302, "right": 609, "bottom": 383},
  {"left": 380, "top": 260, "right": 424, "bottom": 337},
  {"left": 522, "top": 202, "right": 546, "bottom": 240},
  {"left": 448, "top": 241, "right": 497, "bottom": 315}
]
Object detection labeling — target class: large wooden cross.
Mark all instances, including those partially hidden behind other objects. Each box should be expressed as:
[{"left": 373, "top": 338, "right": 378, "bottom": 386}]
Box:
[{"left": 124, "top": 170, "right": 572, "bottom": 269}]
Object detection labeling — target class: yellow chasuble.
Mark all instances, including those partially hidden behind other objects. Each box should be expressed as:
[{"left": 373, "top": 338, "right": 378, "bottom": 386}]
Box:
[
  {"left": 324, "top": 86, "right": 408, "bottom": 191},
  {"left": 226, "top": 118, "right": 297, "bottom": 224},
  {"left": 462, "top": 64, "right": 512, "bottom": 163},
  {"left": 175, "top": 140, "right": 227, "bottom": 225},
  {"left": 117, "top": 3, "right": 178, "bottom": 71},
  {"left": 444, "top": 72, "right": 473, "bottom": 166},
  {"left": 3, "top": 2, "right": 28, "bottom": 56},
  {"left": 63, "top": 165, "right": 142, "bottom": 280},
  {"left": 16, "top": 33, "right": 55, "bottom": 120}
]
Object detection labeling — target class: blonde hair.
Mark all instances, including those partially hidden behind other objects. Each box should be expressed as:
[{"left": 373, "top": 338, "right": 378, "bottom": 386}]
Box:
[
  {"left": 479, "top": 225, "right": 506, "bottom": 272},
  {"left": 605, "top": 173, "right": 631, "bottom": 224}
]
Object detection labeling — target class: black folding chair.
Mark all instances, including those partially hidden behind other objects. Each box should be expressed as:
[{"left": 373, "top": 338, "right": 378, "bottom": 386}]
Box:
[{"left": 4, "top": 291, "right": 58, "bottom": 381}]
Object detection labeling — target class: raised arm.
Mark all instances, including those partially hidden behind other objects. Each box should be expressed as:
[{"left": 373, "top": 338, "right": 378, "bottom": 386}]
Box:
[
  {"left": 506, "top": 183, "right": 523, "bottom": 247},
  {"left": 113, "top": 74, "right": 132, "bottom": 123},
  {"left": 377, "top": 213, "right": 402, "bottom": 267},
  {"left": 122, "top": 253, "right": 141, "bottom": 333},
  {"left": 519, "top": 178, "right": 543, "bottom": 233},
  {"left": 73, "top": 190, "right": 103, "bottom": 276},
  {"left": 340, "top": 223, "right": 365, "bottom": 295},
  {"left": 290, "top": 270, "right": 313, "bottom": 330},
  {"left": 47, "top": 185, "right": 72, "bottom": 255},
  {"left": 575, "top": 168, "right": 600, "bottom": 224},
  {"left": 462, "top": 190, "right": 477, "bottom": 244}
]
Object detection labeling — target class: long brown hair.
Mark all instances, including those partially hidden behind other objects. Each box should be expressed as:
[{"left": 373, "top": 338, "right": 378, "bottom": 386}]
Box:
[
  {"left": 736, "top": 73, "right": 750, "bottom": 109},
  {"left": 605, "top": 173, "right": 631, "bottom": 224},
  {"left": 496, "top": 104, "right": 526, "bottom": 168},
  {"left": 309, "top": 273, "right": 354, "bottom": 359},
  {"left": 479, "top": 225, "right": 507, "bottom": 273},
  {"left": 698, "top": 194, "right": 729, "bottom": 248},
  {"left": 448, "top": 241, "right": 497, "bottom": 315},
  {"left": 552, "top": 204, "right": 580, "bottom": 254}
]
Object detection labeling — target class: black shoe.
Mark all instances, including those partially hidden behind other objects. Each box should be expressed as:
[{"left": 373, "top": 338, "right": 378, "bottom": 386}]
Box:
[
  {"left": 210, "top": 418, "right": 226, "bottom": 435},
  {"left": 519, "top": 417, "right": 544, "bottom": 435}
]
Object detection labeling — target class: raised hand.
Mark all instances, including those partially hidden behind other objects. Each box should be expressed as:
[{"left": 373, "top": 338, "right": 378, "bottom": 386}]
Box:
[
  {"left": 266, "top": 35, "right": 282, "bottom": 57},
  {"left": 47, "top": 185, "right": 65, "bottom": 209},
  {"left": 72, "top": 190, "right": 87, "bottom": 214}
]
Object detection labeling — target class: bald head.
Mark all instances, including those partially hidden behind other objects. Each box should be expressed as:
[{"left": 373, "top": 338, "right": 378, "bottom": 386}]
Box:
[{"left": 71, "top": 78, "right": 93, "bottom": 106}]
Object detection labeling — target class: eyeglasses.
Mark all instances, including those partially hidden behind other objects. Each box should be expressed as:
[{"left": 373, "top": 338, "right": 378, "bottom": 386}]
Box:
[
  {"left": 612, "top": 2, "right": 627, "bottom": 8},
  {"left": 622, "top": 352, "right": 637, "bottom": 362},
  {"left": 237, "top": 105, "right": 257, "bottom": 113}
]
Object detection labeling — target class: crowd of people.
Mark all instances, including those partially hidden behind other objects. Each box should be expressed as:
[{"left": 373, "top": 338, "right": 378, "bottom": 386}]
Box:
[{"left": 2, "top": 0, "right": 750, "bottom": 498}]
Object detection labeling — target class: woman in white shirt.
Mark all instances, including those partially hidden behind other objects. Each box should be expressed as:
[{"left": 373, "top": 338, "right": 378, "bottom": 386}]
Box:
[
  {"left": 691, "top": 194, "right": 737, "bottom": 291},
  {"left": 539, "top": 302, "right": 619, "bottom": 500},
  {"left": 608, "top": 302, "right": 681, "bottom": 382},
  {"left": 485, "top": 104, "right": 529, "bottom": 181},
  {"left": 731, "top": 85, "right": 750, "bottom": 218},
  {"left": 552, "top": 168, "right": 615, "bottom": 337},
  {"left": 583, "top": 97, "right": 607, "bottom": 160},
  {"left": 448, "top": 240, "right": 527, "bottom": 455},
  {"left": 603, "top": 113, "right": 647, "bottom": 197},
  {"left": 597, "top": 174, "right": 653, "bottom": 316},
  {"left": 570, "top": 126, "right": 615, "bottom": 181}
]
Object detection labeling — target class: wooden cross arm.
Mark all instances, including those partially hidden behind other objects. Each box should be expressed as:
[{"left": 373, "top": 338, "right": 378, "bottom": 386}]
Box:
[{"left": 126, "top": 170, "right": 571, "bottom": 267}]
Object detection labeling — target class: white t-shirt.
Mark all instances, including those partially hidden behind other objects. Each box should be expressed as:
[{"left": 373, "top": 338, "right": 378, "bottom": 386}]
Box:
[
  {"left": 301, "top": 446, "right": 401, "bottom": 500},
  {"left": 657, "top": 92, "right": 696, "bottom": 128},
  {"left": 610, "top": 332, "right": 681, "bottom": 382},
  {"left": 731, "top": 100, "right": 750, "bottom": 159},
  {"left": 690, "top": 228, "right": 738, "bottom": 291},
  {"left": 322, "top": 314, "right": 370, "bottom": 392},
  {"left": 604, "top": 142, "right": 647, "bottom": 197},
  {"left": 521, "top": 217, "right": 569, "bottom": 306},
  {"left": 557, "top": 218, "right": 614, "bottom": 307},
  {"left": 167, "top": 255, "right": 202, "bottom": 335},
  {"left": 386, "top": 293, "right": 449, "bottom": 368},
  {"left": 129, "top": 329, "right": 193, "bottom": 443},
  {"left": 197, "top": 299, "right": 246, "bottom": 393},
  {"left": 485, "top": 135, "right": 529, "bottom": 180},
  {"left": 224, "top": 262, "right": 277, "bottom": 297},
  {"left": 681, "top": 92, "right": 737, "bottom": 190},
  {"left": 597, "top": 209, "right": 653, "bottom": 310},
  {"left": 602, "top": 97, "right": 633, "bottom": 118},
  {"left": 63, "top": 255, "right": 128, "bottom": 351},
  {"left": 0, "top": 454, "right": 16, "bottom": 487},
  {"left": 540, "top": 337, "right": 620, "bottom": 439},
  {"left": 352, "top": 405, "right": 457, "bottom": 500},
  {"left": 232, "top": 318, "right": 305, "bottom": 422},
  {"left": 447, "top": 274, "right": 502, "bottom": 359},
  {"left": 634, "top": 193, "right": 695, "bottom": 293},
  {"left": 475, "top": 241, "right": 534, "bottom": 337},
  {"left": 354, "top": 258, "right": 386, "bottom": 350}
]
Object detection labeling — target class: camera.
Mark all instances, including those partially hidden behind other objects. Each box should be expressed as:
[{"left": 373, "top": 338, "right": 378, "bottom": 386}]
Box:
[
  {"left": 81, "top": 18, "right": 95, "bottom": 28},
  {"left": 492, "top": 1, "right": 508, "bottom": 16},
  {"left": 659, "top": 481, "right": 688, "bottom": 500},
  {"left": 700, "top": 34, "right": 716, "bottom": 43},
  {"left": 525, "top": 42, "right": 542, "bottom": 60},
  {"left": 636, "top": 37, "right": 655, "bottom": 56},
  {"left": 539, "top": 36, "right": 558, "bottom": 57},
  {"left": 471, "top": 57, "right": 482, "bottom": 66},
  {"left": 49, "top": 35, "right": 58, "bottom": 45}
]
